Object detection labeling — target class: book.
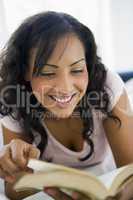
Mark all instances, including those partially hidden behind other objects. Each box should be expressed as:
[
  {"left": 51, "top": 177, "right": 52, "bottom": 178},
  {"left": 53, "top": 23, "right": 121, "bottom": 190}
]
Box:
[
  {"left": 22, "top": 192, "right": 53, "bottom": 200},
  {"left": 14, "top": 159, "right": 133, "bottom": 200}
]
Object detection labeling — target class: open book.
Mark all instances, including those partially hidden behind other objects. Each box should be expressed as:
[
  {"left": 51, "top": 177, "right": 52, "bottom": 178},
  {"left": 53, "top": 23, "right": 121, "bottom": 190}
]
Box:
[{"left": 14, "top": 159, "right": 133, "bottom": 200}]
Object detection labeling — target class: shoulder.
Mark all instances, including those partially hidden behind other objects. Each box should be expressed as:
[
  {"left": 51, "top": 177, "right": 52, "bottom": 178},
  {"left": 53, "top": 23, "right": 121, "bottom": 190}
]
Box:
[
  {"left": 103, "top": 86, "right": 133, "bottom": 167},
  {"left": 0, "top": 114, "right": 24, "bottom": 133},
  {"left": 104, "top": 68, "right": 125, "bottom": 111},
  {"left": 0, "top": 114, "right": 31, "bottom": 145}
]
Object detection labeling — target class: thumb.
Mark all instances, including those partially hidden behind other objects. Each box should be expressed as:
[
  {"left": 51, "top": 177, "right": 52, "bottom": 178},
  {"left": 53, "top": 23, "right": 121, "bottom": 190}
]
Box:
[{"left": 28, "top": 146, "right": 40, "bottom": 159}]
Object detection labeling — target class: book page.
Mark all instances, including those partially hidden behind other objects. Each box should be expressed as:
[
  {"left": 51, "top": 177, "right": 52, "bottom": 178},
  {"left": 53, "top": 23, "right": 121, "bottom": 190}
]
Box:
[
  {"left": 23, "top": 191, "right": 53, "bottom": 200},
  {"left": 99, "top": 167, "right": 124, "bottom": 189},
  {"left": 99, "top": 164, "right": 133, "bottom": 197},
  {"left": 22, "top": 189, "right": 73, "bottom": 200}
]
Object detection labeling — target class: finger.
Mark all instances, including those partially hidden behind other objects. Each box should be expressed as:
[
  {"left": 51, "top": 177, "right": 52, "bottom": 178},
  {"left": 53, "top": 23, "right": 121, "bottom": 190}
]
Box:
[
  {"left": 0, "top": 157, "right": 20, "bottom": 175},
  {"left": 0, "top": 165, "right": 15, "bottom": 183},
  {"left": 72, "top": 191, "right": 91, "bottom": 200},
  {"left": 28, "top": 146, "right": 40, "bottom": 159},
  {"left": 44, "top": 187, "right": 73, "bottom": 200},
  {"left": 0, "top": 165, "right": 8, "bottom": 179},
  {"left": 0, "top": 146, "right": 18, "bottom": 175},
  {"left": 10, "top": 140, "right": 28, "bottom": 169}
]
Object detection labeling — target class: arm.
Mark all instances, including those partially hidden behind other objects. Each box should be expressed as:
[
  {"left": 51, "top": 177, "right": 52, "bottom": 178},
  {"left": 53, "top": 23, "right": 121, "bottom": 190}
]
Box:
[
  {"left": 3, "top": 127, "right": 89, "bottom": 200},
  {"left": 1, "top": 125, "right": 39, "bottom": 200},
  {"left": 2, "top": 124, "right": 31, "bottom": 144},
  {"left": 103, "top": 89, "right": 133, "bottom": 167}
]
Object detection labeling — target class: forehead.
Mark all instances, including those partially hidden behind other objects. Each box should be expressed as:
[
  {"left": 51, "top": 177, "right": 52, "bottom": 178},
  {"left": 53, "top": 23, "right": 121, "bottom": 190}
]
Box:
[
  {"left": 47, "top": 34, "right": 85, "bottom": 64},
  {"left": 27, "top": 34, "right": 85, "bottom": 79}
]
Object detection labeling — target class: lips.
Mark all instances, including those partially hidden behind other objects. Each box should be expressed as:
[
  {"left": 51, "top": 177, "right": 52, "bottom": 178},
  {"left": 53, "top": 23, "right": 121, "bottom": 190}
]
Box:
[{"left": 49, "top": 93, "right": 76, "bottom": 104}]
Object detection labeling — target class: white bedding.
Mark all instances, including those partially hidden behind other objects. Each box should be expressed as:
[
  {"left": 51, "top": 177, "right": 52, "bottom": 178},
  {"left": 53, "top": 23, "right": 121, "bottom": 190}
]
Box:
[{"left": 0, "top": 179, "right": 9, "bottom": 200}]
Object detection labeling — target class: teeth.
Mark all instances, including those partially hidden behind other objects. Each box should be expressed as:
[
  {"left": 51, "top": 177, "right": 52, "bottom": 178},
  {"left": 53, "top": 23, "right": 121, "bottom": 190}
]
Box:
[{"left": 52, "top": 95, "right": 72, "bottom": 103}]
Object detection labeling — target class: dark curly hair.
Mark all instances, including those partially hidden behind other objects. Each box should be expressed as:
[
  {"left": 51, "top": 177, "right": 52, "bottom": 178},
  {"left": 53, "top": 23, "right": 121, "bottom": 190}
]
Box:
[{"left": 0, "top": 11, "right": 120, "bottom": 161}]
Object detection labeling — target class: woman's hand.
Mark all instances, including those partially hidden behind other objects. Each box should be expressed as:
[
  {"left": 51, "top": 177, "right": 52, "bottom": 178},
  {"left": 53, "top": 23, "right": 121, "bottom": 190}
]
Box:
[
  {"left": 44, "top": 187, "right": 91, "bottom": 200},
  {"left": 0, "top": 138, "right": 40, "bottom": 183}
]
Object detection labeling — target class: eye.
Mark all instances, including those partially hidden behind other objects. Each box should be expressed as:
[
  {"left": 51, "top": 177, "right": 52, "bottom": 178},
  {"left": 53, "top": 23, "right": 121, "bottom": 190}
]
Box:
[
  {"left": 71, "top": 69, "right": 84, "bottom": 74},
  {"left": 38, "top": 72, "right": 56, "bottom": 77}
]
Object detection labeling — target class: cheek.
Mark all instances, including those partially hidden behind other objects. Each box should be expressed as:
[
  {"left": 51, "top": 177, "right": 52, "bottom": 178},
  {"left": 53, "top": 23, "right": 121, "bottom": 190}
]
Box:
[
  {"left": 31, "top": 78, "right": 51, "bottom": 97},
  {"left": 76, "top": 70, "right": 89, "bottom": 91},
  {"left": 83, "top": 69, "right": 89, "bottom": 84}
]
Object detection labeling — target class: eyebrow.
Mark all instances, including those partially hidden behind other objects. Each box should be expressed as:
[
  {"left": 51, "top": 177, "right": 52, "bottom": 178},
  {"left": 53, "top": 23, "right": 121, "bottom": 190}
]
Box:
[{"left": 45, "top": 58, "right": 85, "bottom": 68}]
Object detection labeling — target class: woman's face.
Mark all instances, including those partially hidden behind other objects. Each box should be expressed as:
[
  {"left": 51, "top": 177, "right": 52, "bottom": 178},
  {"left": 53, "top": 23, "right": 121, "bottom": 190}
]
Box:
[{"left": 28, "top": 35, "right": 89, "bottom": 118}]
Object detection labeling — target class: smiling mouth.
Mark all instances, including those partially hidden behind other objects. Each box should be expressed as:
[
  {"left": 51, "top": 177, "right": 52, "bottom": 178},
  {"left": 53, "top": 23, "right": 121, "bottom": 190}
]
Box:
[{"left": 49, "top": 93, "right": 76, "bottom": 104}]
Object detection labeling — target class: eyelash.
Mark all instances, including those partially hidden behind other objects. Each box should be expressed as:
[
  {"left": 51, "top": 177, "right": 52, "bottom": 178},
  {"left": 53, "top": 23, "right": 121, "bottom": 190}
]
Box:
[
  {"left": 71, "top": 70, "right": 84, "bottom": 74},
  {"left": 39, "top": 70, "right": 84, "bottom": 77}
]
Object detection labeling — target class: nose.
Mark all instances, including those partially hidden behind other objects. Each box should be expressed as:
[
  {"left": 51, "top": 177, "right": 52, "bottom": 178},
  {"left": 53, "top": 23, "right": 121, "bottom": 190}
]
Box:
[{"left": 55, "top": 73, "right": 74, "bottom": 95}]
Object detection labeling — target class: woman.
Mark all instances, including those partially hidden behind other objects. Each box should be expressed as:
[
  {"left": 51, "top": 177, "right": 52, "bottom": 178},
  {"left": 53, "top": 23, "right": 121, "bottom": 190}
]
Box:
[{"left": 0, "top": 11, "right": 133, "bottom": 200}]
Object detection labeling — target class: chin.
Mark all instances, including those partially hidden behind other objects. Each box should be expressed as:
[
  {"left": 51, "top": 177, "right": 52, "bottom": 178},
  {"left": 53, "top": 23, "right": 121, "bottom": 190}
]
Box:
[{"left": 48, "top": 108, "right": 74, "bottom": 119}]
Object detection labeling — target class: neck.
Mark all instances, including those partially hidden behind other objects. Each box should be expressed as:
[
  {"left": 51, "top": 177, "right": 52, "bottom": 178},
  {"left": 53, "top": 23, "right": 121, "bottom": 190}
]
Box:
[{"left": 43, "top": 110, "right": 80, "bottom": 122}]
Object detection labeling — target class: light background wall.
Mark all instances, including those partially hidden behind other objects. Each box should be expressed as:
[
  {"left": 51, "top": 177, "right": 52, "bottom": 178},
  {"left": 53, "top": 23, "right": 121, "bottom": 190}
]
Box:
[
  {"left": 0, "top": 0, "right": 133, "bottom": 72},
  {"left": 110, "top": 0, "right": 133, "bottom": 71}
]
